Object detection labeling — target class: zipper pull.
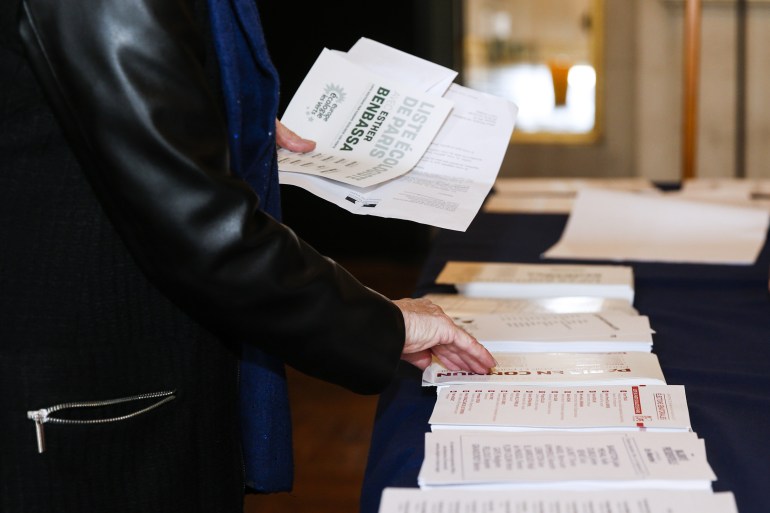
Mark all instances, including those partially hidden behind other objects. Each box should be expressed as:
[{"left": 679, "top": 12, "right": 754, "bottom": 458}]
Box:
[{"left": 27, "top": 409, "right": 48, "bottom": 453}]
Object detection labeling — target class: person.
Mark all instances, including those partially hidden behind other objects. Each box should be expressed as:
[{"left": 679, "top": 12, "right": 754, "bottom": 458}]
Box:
[{"left": 0, "top": 0, "right": 495, "bottom": 512}]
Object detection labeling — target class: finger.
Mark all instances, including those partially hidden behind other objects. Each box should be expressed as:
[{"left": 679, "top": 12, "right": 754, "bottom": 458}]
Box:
[
  {"left": 433, "top": 342, "right": 495, "bottom": 374},
  {"left": 400, "top": 350, "right": 434, "bottom": 371},
  {"left": 449, "top": 328, "right": 496, "bottom": 366},
  {"left": 275, "top": 120, "right": 316, "bottom": 152},
  {"left": 435, "top": 348, "right": 484, "bottom": 374},
  {"left": 431, "top": 343, "right": 480, "bottom": 370},
  {"left": 432, "top": 351, "right": 467, "bottom": 372}
]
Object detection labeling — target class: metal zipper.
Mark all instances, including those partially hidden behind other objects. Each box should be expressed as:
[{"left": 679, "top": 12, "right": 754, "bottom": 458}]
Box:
[{"left": 26, "top": 390, "right": 176, "bottom": 454}]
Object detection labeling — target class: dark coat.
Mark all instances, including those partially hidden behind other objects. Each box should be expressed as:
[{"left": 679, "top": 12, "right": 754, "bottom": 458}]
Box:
[{"left": 0, "top": 1, "right": 404, "bottom": 511}]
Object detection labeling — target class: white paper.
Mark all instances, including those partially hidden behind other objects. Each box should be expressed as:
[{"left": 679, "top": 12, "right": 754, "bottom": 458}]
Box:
[
  {"left": 422, "top": 352, "right": 667, "bottom": 387},
  {"left": 345, "top": 37, "right": 457, "bottom": 96},
  {"left": 682, "top": 177, "right": 770, "bottom": 195},
  {"left": 418, "top": 430, "right": 716, "bottom": 490},
  {"left": 429, "top": 384, "right": 690, "bottom": 432},
  {"left": 483, "top": 178, "right": 661, "bottom": 214},
  {"left": 436, "top": 261, "right": 635, "bottom": 301},
  {"left": 423, "top": 293, "right": 639, "bottom": 316},
  {"left": 483, "top": 193, "right": 575, "bottom": 214},
  {"left": 543, "top": 188, "right": 770, "bottom": 264},
  {"left": 668, "top": 185, "right": 770, "bottom": 212},
  {"left": 278, "top": 49, "right": 453, "bottom": 188},
  {"left": 281, "top": 83, "right": 517, "bottom": 231},
  {"left": 378, "top": 488, "right": 738, "bottom": 513},
  {"left": 493, "top": 177, "right": 659, "bottom": 195},
  {"left": 452, "top": 312, "right": 654, "bottom": 353}
]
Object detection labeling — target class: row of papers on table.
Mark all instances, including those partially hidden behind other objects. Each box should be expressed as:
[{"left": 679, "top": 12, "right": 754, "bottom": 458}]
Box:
[
  {"left": 488, "top": 178, "right": 770, "bottom": 265},
  {"left": 376, "top": 260, "right": 739, "bottom": 513}
]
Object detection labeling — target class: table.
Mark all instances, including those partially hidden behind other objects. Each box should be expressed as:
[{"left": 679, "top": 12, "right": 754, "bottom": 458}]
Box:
[{"left": 360, "top": 211, "right": 770, "bottom": 513}]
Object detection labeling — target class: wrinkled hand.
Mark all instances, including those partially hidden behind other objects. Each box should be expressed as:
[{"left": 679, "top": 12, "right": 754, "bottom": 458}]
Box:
[
  {"left": 275, "top": 119, "right": 316, "bottom": 153},
  {"left": 394, "top": 297, "right": 496, "bottom": 373}
]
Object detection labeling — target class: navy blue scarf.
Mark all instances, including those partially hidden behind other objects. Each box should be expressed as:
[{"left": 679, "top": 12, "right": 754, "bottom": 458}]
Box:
[{"left": 206, "top": 0, "right": 292, "bottom": 492}]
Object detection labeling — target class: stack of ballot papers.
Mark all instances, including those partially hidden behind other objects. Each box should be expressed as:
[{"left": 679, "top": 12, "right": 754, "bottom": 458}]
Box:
[
  {"left": 450, "top": 312, "right": 654, "bottom": 353},
  {"left": 492, "top": 177, "right": 659, "bottom": 195},
  {"left": 421, "top": 351, "right": 667, "bottom": 387},
  {"left": 277, "top": 37, "right": 518, "bottom": 232},
  {"left": 676, "top": 177, "right": 770, "bottom": 211},
  {"left": 417, "top": 431, "right": 716, "bottom": 490},
  {"left": 372, "top": 221, "right": 740, "bottom": 508},
  {"left": 483, "top": 177, "right": 660, "bottom": 215},
  {"left": 436, "top": 261, "right": 635, "bottom": 302},
  {"left": 422, "top": 293, "right": 639, "bottom": 316},
  {"left": 377, "top": 488, "right": 738, "bottom": 513},
  {"left": 428, "top": 384, "right": 691, "bottom": 432},
  {"left": 543, "top": 187, "right": 770, "bottom": 264}
]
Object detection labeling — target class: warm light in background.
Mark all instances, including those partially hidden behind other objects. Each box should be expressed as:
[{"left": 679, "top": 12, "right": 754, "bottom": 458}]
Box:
[
  {"left": 463, "top": 0, "right": 600, "bottom": 140},
  {"left": 465, "top": 63, "right": 595, "bottom": 134}
]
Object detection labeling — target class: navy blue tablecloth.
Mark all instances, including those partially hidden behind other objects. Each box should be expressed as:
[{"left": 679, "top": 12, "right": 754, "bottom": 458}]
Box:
[{"left": 360, "top": 211, "right": 770, "bottom": 513}]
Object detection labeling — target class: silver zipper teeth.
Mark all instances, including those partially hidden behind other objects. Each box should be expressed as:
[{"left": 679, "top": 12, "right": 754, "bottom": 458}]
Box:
[{"left": 27, "top": 390, "right": 176, "bottom": 453}]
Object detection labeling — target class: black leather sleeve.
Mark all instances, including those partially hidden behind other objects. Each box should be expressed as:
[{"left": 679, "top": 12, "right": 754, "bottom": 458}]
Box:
[{"left": 16, "top": 0, "right": 405, "bottom": 394}]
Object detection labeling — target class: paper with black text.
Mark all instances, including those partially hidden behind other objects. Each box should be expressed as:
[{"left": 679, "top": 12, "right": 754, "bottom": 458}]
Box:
[
  {"left": 278, "top": 48, "right": 453, "bottom": 188},
  {"left": 377, "top": 488, "right": 738, "bottom": 513},
  {"left": 280, "top": 83, "right": 516, "bottom": 231},
  {"left": 422, "top": 352, "right": 667, "bottom": 387},
  {"left": 492, "top": 177, "right": 658, "bottom": 195},
  {"left": 452, "top": 312, "right": 654, "bottom": 352},
  {"left": 417, "top": 430, "right": 716, "bottom": 490},
  {"left": 429, "top": 384, "right": 690, "bottom": 432},
  {"left": 543, "top": 188, "right": 770, "bottom": 264},
  {"left": 436, "top": 261, "right": 635, "bottom": 301}
]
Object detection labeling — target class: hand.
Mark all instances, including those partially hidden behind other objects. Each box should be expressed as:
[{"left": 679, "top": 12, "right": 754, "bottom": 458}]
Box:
[
  {"left": 393, "top": 297, "right": 496, "bottom": 374},
  {"left": 275, "top": 119, "right": 316, "bottom": 153}
]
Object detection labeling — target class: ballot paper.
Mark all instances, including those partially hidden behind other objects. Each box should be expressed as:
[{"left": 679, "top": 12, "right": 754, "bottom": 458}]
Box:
[
  {"left": 422, "top": 351, "right": 667, "bottom": 387},
  {"left": 683, "top": 177, "right": 770, "bottom": 195},
  {"left": 281, "top": 83, "right": 516, "bottom": 231},
  {"left": 423, "top": 293, "right": 638, "bottom": 316},
  {"left": 277, "top": 48, "right": 453, "bottom": 188},
  {"left": 377, "top": 488, "right": 739, "bottom": 513},
  {"left": 482, "top": 178, "right": 660, "bottom": 214},
  {"left": 543, "top": 187, "right": 770, "bottom": 264},
  {"left": 279, "top": 39, "right": 517, "bottom": 232},
  {"left": 436, "top": 261, "right": 635, "bottom": 302},
  {"left": 671, "top": 178, "right": 770, "bottom": 212},
  {"left": 451, "top": 312, "right": 654, "bottom": 353},
  {"left": 483, "top": 194, "right": 575, "bottom": 214},
  {"left": 428, "top": 385, "right": 690, "bottom": 432},
  {"left": 417, "top": 430, "right": 716, "bottom": 490},
  {"left": 492, "top": 177, "right": 659, "bottom": 195},
  {"left": 346, "top": 37, "right": 456, "bottom": 96}
]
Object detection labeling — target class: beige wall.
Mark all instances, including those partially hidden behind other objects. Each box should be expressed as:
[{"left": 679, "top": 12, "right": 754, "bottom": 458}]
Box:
[
  {"left": 499, "top": 0, "right": 637, "bottom": 178},
  {"left": 500, "top": 0, "right": 770, "bottom": 180},
  {"left": 465, "top": 0, "right": 592, "bottom": 64},
  {"left": 637, "top": 0, "right": 770, "bottom": 180},
  {"left": 744, "top": 5, "right": 770, "bottom": 177}
]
